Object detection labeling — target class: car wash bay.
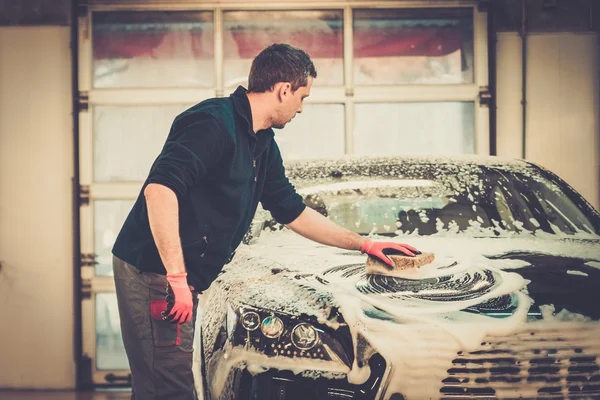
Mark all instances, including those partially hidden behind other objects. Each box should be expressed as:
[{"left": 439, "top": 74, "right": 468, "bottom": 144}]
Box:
[{"left": 0, "top": 0, "right": 598, "bottom": 397}]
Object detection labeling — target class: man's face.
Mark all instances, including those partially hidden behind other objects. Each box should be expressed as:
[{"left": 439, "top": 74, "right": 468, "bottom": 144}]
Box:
[{"left": 272, "top": 77, "right": 313, "bottom": 129}]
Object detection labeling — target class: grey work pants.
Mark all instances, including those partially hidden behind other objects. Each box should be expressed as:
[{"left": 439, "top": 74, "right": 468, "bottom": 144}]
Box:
[{"left": 113, "top": 256, "right": 200, "bottom": 400}]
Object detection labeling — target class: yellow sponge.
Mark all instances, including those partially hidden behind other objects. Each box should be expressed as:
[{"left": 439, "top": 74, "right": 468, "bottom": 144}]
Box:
[{"left": 366, "top": 252, "right": 435, "bottom": 276}]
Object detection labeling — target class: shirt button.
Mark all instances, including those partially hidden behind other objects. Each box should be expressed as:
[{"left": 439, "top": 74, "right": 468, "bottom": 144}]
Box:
[
  {"left": 253, "top": 160, "right": 256, "bottom": 168},
  {"left": 254, "top": 176, "right": 257, "bottom": 182}
]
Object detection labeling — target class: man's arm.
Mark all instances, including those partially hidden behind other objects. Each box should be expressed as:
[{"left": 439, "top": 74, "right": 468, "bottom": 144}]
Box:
[
  {"left": 286, "top": 207, "right": 420, "bottom": 266},
  {"left": 142, "top": 116, "right": 226, "bottom": 324},
  {"left": 286, "top": 207, "right": 365, "bottom": 250},
  {"left": 145, "top": 115, "right": 226, "bottom": 275},
  {"left": 144, "top": 183, "right": 185, "bottom": 275},
  {"left": 144, "top": 183, "right": 194, "bottom": 325}
]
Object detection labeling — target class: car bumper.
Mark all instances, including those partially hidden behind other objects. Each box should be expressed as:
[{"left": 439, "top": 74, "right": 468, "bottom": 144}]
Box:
[{"left": 206, "top": 346, "right": 389, "bottom": 400}]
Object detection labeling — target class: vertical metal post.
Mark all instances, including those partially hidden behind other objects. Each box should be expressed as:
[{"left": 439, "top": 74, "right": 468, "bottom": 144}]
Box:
[
  {"left": 70, "top": 0, "right": 84, "bottom": 390},
  {"left": 520, "top": 0, "right": 528, "bottom": 159},
  {"left": 343, "top": 6, "right": 354, "bottom": 155},
  {"left": 214, "top": 8, "right": 224, "bottom": 97},
  {"left": 487, "top": 1, "right": 497, "bottom": 156}
]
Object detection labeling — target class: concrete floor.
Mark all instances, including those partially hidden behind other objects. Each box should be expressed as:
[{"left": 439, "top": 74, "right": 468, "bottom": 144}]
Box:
[{"left": 0, "top": 390, "right": 131, "bottom": 399}]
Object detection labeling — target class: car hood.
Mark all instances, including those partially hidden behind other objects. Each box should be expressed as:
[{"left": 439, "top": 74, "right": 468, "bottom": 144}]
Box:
[
  {"left": 218, "top": 231, "right": 600, "bottom": 322},
  {"left": 209, "top": 231, "right": 600, "bottom": 399}
]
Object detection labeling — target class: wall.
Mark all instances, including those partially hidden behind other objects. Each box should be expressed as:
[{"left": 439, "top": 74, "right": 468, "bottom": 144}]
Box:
[
  {"left": 0, "top": 26, "right": 75, "bottom": 389},
  {"left": 496, "top": 32, "right": 600, "bottom": 210},
  {"left": 496, "top": 32, "right": 523, "bottom": 159}
]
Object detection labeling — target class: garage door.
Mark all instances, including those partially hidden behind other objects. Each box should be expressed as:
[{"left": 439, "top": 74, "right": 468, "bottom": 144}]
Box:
[{"left": 76, "top": 0, "right": 489, "bottom": 385}]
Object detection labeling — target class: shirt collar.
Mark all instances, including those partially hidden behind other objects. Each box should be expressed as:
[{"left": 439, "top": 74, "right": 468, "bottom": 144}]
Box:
[
  {"left": 230, "top": 86, "right": 275, "bottom": 153},
  {"left": 231, "top": 86, "right": 252, "bottom": 128}
]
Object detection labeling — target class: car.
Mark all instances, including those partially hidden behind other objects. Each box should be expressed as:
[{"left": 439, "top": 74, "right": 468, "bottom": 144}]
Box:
[{"left": 198, "top": 155, "right": 600, "bottom": 400}]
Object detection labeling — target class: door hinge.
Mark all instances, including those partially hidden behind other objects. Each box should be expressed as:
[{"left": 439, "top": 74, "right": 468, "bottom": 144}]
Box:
[
  {"left": 105, "top": 373, "right": 132, "bottom": 384},
  {"left": 78, "top": 91, "right": 89, "bottom": 112},
  {"left": 479, "top": 86, "right": 492, "bottom": 108},
  {"left": 81, "top": 253, "right": 97, "bottom": 267},
  {"left": 81, "top": 278, "right": 92, "bottom": 300},
  {"left": 80, "top": 184, "right": 90, "bottom": 206}
]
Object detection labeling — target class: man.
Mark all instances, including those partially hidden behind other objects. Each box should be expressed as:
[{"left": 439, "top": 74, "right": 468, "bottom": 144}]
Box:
[{"left": 112, "top": 43, "right": 419, "bottom": 399}]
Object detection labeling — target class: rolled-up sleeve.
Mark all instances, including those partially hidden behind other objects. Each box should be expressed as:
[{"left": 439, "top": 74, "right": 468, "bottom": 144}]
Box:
[
  {"left": 146, "top": 115, "right": 225, "bottom": 199},
  {"left": 260, "top": 141, "right": 306, "bottom": 224}
]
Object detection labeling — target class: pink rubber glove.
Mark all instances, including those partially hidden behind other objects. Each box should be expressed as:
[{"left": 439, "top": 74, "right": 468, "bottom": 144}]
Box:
[
  {"left": 360, "top": 239, "right": 421, "bottom": 268},
  {"left": 165, "top": 272, "right": 193, "bottom": 324}
]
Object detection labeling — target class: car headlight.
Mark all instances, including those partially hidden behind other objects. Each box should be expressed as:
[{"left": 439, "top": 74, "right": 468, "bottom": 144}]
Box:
[
  {"left": 261, "top": 316, "right": 284, "bottom": 339},
  {"left": 240, "top": 311, "right": 260, "bottom": 331},
  {"left": 232, "top": 305, "right": 352, "bottom": 366},
  {"left": 291, "top": 322, "right": 319, "bottom": 350}
]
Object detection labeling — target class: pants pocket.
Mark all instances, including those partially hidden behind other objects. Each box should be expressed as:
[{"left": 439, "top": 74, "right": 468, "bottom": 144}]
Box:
[{"left": 150, "top": 299, "right": 181, "bottom": 347}]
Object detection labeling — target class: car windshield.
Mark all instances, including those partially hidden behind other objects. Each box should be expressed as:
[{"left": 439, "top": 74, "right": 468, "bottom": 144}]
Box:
[{"left": 288, "top": 166, "right": 599, "bottom": 238}]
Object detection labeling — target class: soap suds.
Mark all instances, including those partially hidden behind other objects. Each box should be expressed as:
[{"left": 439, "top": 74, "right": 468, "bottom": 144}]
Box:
[
  {"left": 209, "top": 343, "right": 350, "bottom": 399},
  {"left": 585, "top": 260, "right": 600, "bottom": 270},
  {"left": 567, "top": 270, "right": 589, "bottom": 276},
  {"left": 539, "top": 304, "right": 592, "bottom": 322}
]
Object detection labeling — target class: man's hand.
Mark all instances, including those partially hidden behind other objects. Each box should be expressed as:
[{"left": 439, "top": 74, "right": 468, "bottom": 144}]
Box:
[
  {"left": 164, "top": 272, "right": 194, "bottom": 324},
  {"left": 360, "top": 239, "right": 421, "bottom": 268}
]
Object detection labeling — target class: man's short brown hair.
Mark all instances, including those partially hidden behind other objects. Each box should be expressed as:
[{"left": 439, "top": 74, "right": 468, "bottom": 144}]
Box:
[{"left": 247, "top": 43, "right": 317, "bottom": 93}]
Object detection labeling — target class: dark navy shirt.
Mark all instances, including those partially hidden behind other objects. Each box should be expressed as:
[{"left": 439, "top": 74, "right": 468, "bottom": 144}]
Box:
[{"left": 112, "top": 86, "right": 306, "bottom": 291}]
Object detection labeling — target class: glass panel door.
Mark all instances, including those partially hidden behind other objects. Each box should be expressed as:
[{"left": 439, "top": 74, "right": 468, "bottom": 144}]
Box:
[
  {"left": 223, "top": 10, "right": 344, "bottom": 88},
  {"left": 96, "top": 293, "right": 128, "bottom": 370},
  {"left": 93, "top": 105, "right": 192, "bottom": 182},
  {"left": 350, "top": 6, "right": 485, "bottom": 157},
  {"left": 353, "top": 8, "right": 474, "bottom": 85},
  {"left": 92, "top": 11, "right": 214, "bottom": 88},
  {"left": 275, "top": 103, "right": 346, "bottom": 160},
  {"left": 354, "top": 102, "right": 475, "bottom": 156}
]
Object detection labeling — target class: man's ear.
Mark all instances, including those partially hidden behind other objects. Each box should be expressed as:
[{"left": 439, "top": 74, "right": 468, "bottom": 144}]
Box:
[{"left": 275, "top": 82, "right": 291, "bottom": 102}]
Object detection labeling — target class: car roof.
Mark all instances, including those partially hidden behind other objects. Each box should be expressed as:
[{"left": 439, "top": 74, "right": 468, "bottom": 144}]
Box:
[{"left": 284, "top": 155, "right": 533, "bottom": 182}]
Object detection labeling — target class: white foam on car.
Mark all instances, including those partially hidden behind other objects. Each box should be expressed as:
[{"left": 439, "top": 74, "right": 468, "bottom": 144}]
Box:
[
  {"left": 207, "top": 230, "right": 600, "bottom": 399},
  {"left": 567, "top": 270, "right": 589, "bottom": 276},
  {"left": 334, "top": 291, "right": 532, "bottom": 399},
  {"left": 298, "top": 179, "right": 439, "bottom": 195},
  {"left": 585, "top": 260, "right": 600, "bottom": 270},
  {"left": 210, "top": 343, "right": 350, "bottom": 399},
  {"left": 539, "top": 304, "right": 593, "bottom": 322},
  {"left": 303, "top": 257, "right": 531, "bottom": 399}
]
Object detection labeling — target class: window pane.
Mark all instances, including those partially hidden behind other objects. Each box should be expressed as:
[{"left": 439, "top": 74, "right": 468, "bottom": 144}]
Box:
[
  {"left": 96, "top": 293, "right": 128, "bottom": 370},
  {"left": 353, "top": 8, "right": 474, "bottom": 85},
  {"left": 94, "top": 200, "right": 135, "bottom": 277},
  {"left": 275, "top": 104, "right": 345, "bottom": 160},
  {"left": 94, "top": 104, "right": 193, "bottom": 182},
  {"left": 354, "top": 102, "right": 475, "bottom": 156},
  {"left": 93, "top": 11, "right": 214, "bottom": 88},
  {"left": 223, "top": 10, "right": 343, "bottom": 87}
]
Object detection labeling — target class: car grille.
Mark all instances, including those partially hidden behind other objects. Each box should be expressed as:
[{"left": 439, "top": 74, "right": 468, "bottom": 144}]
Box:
[
  {"left": 441, "top": 325, "right": 600, "bottom": 399},
  {"left": 234, "top": 354, "right": 387, "bottom": 400}
]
